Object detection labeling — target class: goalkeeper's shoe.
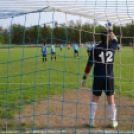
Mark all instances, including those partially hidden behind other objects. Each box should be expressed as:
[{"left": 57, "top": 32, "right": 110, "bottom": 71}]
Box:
[
  {"left": 111, "top": 121, "right": 118, "bottom": 128},
  {"left": 88, "top": 121, "right": 95, "bottom": 128}
]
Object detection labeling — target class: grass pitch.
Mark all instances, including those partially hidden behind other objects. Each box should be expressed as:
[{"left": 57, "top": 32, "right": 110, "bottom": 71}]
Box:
[{"left": 0, "top": 45, "right": 134, "bottom": 121}]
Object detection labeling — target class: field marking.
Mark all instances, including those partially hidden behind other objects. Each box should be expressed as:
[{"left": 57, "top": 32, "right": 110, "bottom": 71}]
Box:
[
  {"left": 0, "top": 83, "right": 51, "bottom": 85},
  {"left": 0, "top": 82, "right": 76, "bottom": 85},
  {"left": 0, "top": 82, "right": 133, "bottom": 85},
  {"left": 0, "top": 129, "right": 133, "bottom": 134}
]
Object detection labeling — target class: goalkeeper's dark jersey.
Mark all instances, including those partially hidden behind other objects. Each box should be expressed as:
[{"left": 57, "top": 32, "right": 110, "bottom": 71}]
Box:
[{"left": 87, "top": 39, "right": 117, "bottom": 82}]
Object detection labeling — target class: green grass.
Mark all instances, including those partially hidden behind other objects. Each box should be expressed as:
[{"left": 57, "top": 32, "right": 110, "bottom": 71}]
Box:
[{"left": 0, "top": 45, "right": 134, "bottom": 121}]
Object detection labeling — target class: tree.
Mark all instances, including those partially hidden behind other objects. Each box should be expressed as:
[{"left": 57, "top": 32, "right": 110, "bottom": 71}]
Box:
[
  {"left": 11, "top": 24, "right": 24, "bottom": 44},
  {"left": 0, "top": 26, "right": 3, "bottom": 43},
  {"left": 40, "top": 24, "right": 51, "bottom": 43},
  {"left": 3, "top": 29, "right": 9, "bottom": 44}
]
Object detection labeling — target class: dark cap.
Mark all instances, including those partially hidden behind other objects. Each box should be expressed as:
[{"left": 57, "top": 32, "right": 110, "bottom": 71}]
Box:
[{"left": 100, "top": 31, "right": 108, "bottom": 43}]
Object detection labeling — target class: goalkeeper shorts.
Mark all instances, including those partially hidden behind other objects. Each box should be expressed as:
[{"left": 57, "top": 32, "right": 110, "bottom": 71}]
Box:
[{"left": 93, "top": 79, "right": 114, "bottom": 96}]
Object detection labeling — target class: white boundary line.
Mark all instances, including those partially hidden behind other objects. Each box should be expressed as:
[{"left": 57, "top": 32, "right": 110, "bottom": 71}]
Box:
[
  {"left": 0, "top": 82, "right": 133, "bottom": 84},
  {"left": 0, "top": 129, "right": 134, "bottom": 134},
  {"left": 0, "top": 83, "right": 76, "bottom": 84}
]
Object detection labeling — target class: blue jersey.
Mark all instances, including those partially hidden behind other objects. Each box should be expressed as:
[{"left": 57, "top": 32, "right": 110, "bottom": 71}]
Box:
[
  {"left": 51, "top": 45, "right": 55, "bottom": 52},
  {"left": 87, "top": 39, "right": 117, "bottom": 82},
  {"left": 92, "top": 44, "right": 97, "bottom": 48},
  {"left": 117, "top": 45, "right": 120, "bottom": 48},
  {"left": 87, "top": 44, "right": 92, "bottom": 51},
  {"left": 60, "top": 45, "right": 63, "bottom": 49},
  {"left": 94, "top": 44, "right": 97, "bottom": 47},
  {"left": 42, "top": 46, "right": 47, "bottom": 55},
  {"left": 73, "top": 44, "right": 78, "bottom": 51}
]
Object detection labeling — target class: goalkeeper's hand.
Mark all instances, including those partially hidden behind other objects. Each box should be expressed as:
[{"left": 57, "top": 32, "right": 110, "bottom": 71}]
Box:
[
  {"left": 107, "top": 22, "right": 113, "bottom": 33},
  {"left": 107, "top": 21, "right": 118, "bottom": 41},
  {"left": 81, "top": 75, "right": 87, "bottom": 87}
]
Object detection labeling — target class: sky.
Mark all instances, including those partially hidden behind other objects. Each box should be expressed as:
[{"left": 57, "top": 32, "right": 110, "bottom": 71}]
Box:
[{"left": 0, "top": 11, "right": 98, "bottom": 29}]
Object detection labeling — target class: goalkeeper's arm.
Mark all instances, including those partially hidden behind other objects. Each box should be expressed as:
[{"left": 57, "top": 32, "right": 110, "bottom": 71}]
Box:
[
  {"left": 81, "top": 65, "right": 92, "bottom": 87},
  {"left": 107, "top": 22, "right": 118, "bottom": 42}
]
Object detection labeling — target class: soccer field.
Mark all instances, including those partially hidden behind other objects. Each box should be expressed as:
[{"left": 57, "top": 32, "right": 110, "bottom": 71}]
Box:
[{"left": 0, "top": 46, "right": 134, "bottom": 130}]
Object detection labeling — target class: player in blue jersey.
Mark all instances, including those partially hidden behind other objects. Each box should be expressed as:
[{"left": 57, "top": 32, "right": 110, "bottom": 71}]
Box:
[
  {"left": 73, "top": 44, "right": 79, "bottom": 58},
  {"left": 93, "top": 43, "right": 97, "bottom": 48},
  {"left": 51, "top": 43, "right": 56, "bottom": 60},
  {"left": 60, "top": 44, "right": 63, "bottom": 51},
  {"left": 42, "top": 43, "right": 48, "bottom": 63},
  {"left": 81, "top": 22, "right": 118, "bottom": 128},
  {"left": 117, "top": 44, "right": 120, "bottom": 51},
  {"left": 87, "top": 44, "right": 92, "bottom": 56}
]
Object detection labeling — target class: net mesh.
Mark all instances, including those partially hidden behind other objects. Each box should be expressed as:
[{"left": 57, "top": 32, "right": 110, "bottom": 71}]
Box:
[{"left": 0, "top": 0, "right": 134, "bottom": 133}]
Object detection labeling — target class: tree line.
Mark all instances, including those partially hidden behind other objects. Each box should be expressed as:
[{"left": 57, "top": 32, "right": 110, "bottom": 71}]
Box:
[{"left": 0, "top": 20, "right": 134, "bottom": 45}]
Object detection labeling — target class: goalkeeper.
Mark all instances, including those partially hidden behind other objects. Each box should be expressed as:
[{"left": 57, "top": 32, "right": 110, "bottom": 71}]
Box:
[{"left": 81, "top": 22, "right": 118, "bottom": 128}]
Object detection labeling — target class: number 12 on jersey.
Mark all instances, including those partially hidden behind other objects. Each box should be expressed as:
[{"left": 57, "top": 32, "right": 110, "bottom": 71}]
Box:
[{"left": 99, "top": 51, "right": 113, "bottom": 63}]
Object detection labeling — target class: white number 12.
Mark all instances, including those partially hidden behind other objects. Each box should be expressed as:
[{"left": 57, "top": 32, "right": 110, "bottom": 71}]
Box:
[{"left": 99, "top": 51, "right": 113, "bottom": 63}]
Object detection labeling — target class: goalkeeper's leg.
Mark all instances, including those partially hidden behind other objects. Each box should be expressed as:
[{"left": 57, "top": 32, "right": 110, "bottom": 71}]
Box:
[
  {"left": 106, "top": 79, "right": 118, "bottom": 128},
  {"left": 88, "top": 82, "right": 103, "bottom": 127},
  {"left": 107, "top": 95, "right": 118, "bottom": 128},
  {"left": 88, "top": 95, "right": 100, "bottom": 127}
]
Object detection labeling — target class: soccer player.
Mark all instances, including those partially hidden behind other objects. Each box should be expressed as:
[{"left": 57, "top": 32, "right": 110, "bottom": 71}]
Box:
[
  {"left": 51, "top": 43, "right": 56, "bottom": 61},
  {"left": 117, "top": 44, "right": 120, "bottom": 51},
  {"left": 73, "top": 44, "right": 79, "bottom": 58},
  {"left": 42, "top": 43, "right": 48, "bottom": 63},
  {"left": 92, "top": 42, "right": 98, "bottom": 48},
  {"left": 60, "top": 44, "right": 63, "bottom": 51},
  {"left": 87, "top": 44, "right": 92, "bottom": 56},
  {"left": 67, "top": 44, "right": 70, "bottom": 51},
  {"left": 81, "top": 22, "right": 118, "bottom": 128}
]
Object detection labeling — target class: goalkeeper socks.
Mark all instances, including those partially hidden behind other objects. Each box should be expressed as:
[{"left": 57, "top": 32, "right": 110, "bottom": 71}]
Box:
[
  {"left": 55, "top": 56, "right": 56, "bottom": 60},
  {"left": 51, "top": 57, "right": 53, "bottom": 60},
  {"left": 43, "top": 58, "right": 44, "bottom": 62},
  {"left": 108, "top": 104, "right": 116, "bottom": 121},
  {"left": 90, "top": 102, "right": 97, "bottom": 122}
]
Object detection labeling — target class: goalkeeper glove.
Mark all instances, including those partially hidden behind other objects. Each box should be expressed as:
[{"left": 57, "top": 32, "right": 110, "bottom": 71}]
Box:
[
  {"left": 107, "top": 22, "right": 113, "bottom": 32},
  {"left": 81, "top": 75, "right": 87, "bottom": 87}
]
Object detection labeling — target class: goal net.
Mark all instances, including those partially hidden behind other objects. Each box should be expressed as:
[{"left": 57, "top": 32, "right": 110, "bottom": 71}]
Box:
[{"left": 0, "top": 0, "right": 134, "bottom": 133}]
